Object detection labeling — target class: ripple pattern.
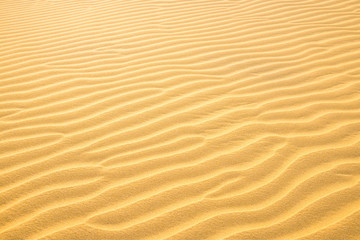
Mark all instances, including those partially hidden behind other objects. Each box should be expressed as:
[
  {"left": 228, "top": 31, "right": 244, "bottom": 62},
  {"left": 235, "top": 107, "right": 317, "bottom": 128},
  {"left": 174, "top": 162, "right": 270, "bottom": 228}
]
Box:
[{"left": 1, "top": 0, "right": 360, "bottom": 239}]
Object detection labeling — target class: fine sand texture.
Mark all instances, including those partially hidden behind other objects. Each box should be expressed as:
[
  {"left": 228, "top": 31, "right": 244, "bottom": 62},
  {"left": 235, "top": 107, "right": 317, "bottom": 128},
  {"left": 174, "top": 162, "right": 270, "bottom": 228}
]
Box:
[{"left": 1, "top": 0, "right": 360, "bottom": 239}]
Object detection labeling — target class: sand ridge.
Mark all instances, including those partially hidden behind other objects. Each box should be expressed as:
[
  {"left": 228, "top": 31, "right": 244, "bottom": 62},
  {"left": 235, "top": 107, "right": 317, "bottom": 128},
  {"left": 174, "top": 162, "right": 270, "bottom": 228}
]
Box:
[{"left": 1, "top": 0, "right": 360, "bottom": 239}]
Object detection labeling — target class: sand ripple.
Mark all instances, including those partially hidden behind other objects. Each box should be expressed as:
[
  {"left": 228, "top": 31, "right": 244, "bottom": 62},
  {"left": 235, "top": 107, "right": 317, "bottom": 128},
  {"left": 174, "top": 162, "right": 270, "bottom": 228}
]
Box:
[{"left": 1, "top": 0, "right": 360, "bottom": 239}]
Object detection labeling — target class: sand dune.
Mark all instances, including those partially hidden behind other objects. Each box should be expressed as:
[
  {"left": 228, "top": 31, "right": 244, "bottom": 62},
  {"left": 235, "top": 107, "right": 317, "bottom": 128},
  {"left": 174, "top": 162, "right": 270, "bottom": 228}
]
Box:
[{"left": 1, "top": 0, "right": 360, "bottom": 239}]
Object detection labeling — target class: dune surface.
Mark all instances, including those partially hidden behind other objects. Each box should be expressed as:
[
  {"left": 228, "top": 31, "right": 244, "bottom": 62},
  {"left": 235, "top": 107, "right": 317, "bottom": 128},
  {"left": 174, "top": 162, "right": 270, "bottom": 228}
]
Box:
[{"left": 1, "top": 0, "right": 360, "bottom": 239}]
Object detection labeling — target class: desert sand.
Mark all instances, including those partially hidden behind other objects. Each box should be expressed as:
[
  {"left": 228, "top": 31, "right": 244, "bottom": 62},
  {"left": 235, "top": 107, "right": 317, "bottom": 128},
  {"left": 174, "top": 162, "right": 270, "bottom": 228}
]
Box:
[{"left": 1, "top": 0, "right": 360, "bottom": 239}]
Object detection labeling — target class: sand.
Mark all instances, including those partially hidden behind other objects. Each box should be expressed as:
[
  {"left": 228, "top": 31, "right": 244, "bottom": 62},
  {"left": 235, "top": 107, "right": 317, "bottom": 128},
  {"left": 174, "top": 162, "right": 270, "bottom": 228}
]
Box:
[{"left": 1, "top": 0, "right": 360, "bottom": 239}]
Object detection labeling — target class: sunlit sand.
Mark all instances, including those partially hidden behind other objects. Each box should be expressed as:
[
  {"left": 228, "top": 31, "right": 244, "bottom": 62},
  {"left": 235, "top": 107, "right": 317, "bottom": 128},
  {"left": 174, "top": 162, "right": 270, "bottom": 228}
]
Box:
[{"left": 1, "top": 0, "right": 360, "bottom": 239}]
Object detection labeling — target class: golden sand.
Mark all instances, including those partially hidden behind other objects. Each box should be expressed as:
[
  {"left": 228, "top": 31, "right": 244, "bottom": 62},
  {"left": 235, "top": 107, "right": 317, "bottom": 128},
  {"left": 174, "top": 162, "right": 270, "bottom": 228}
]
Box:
[{"left": 1, "top": 0, "right": 360, "bottom": 239}]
